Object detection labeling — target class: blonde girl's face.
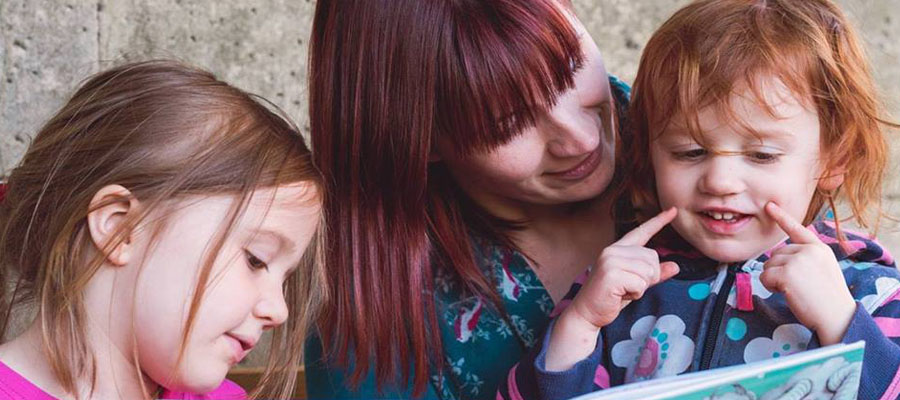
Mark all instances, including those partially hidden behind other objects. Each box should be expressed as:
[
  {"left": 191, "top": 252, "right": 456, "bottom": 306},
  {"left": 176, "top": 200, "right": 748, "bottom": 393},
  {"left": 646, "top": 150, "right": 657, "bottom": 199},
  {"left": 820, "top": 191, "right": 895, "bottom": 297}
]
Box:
[{"left": 128, "top": 183, "right": 319, "bottom": 393}]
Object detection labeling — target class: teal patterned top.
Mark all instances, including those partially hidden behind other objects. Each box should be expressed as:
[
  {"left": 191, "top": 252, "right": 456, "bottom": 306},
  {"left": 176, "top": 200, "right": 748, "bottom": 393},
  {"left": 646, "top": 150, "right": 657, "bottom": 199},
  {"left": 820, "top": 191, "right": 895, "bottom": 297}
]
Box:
[
  {"left": 429, "top": 240, "right": 557, "bottom": 400},
  {"left": 304, "top": 76, "right": 631, "bottom": 400}
]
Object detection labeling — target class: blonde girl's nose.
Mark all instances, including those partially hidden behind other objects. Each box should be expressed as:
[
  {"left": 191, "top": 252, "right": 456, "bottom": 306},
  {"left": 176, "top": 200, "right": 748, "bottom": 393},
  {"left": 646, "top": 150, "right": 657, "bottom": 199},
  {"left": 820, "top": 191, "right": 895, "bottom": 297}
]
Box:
[{"left": 255, "top": 284, "right": 289, "bottom": 329}]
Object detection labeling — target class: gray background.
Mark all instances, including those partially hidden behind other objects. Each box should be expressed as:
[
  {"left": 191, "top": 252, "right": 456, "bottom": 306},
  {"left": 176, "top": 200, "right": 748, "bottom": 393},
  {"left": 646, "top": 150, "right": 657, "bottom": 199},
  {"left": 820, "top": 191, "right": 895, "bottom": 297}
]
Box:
[{"left": 2, "top": 0, "right": 899, "bottom": 369}]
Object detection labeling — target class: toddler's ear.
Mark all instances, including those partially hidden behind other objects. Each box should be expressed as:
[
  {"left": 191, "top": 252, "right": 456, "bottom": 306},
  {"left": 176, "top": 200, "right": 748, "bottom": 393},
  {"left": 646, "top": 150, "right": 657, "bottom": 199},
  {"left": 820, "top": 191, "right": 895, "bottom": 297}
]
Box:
[
  {"left": 818, "top": 164, "right": 846, "bottom": 192},
  {"left": 86, "top": 185, "right": 140, "bottom": 266}
]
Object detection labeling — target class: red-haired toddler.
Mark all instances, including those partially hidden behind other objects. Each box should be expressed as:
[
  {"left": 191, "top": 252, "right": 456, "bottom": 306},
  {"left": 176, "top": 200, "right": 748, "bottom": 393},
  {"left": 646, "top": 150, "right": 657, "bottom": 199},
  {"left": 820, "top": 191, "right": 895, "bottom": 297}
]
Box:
[{"left": 499, "top": 1, "right": 900, "bottom": 399}]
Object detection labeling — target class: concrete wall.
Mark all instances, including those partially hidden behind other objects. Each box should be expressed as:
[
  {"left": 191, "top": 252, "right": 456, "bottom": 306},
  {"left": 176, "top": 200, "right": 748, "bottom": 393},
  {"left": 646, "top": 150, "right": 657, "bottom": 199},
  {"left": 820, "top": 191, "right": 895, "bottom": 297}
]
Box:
[{"left": 2, "top": 0, "right": 900, "bottom": 369}]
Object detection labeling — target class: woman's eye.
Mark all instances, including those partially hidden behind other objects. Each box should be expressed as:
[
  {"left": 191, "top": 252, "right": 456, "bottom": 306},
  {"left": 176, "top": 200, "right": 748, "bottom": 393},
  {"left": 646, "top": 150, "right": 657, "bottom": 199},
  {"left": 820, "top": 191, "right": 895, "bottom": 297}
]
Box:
[
  {"left": 244, "top": 250, "right": 269, "bottom": 271},
  {"left": 747, "top": 151, "right": 780, "bottom": 164},
  {"left": 672, "top": 148, "right": 707, "bottom": 161},
  {"left": 569, "top": 55, "right": 583, "bottom": 73}
]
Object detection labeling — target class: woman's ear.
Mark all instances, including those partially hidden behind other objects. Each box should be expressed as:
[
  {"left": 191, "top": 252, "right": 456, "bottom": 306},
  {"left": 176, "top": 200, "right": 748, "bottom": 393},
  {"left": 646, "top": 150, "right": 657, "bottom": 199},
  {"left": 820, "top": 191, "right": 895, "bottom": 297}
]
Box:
[{"left": 86, "top": 185, "right": 140, "bottom": 266}]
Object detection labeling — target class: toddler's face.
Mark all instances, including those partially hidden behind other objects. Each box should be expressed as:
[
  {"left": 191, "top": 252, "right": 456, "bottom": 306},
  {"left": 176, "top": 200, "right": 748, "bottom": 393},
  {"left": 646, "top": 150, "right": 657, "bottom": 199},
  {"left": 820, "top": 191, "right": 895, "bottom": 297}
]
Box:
[
  {"left": 651, "top": 75, "right": 830, "bottom": 262},
  {"left": 129, "top": 183, "right": 319, "bottom": 393}
]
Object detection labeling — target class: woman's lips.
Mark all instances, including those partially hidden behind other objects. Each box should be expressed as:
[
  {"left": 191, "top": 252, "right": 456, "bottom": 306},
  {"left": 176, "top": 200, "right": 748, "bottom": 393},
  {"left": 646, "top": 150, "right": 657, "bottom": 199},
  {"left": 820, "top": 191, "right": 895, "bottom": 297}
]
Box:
[{"left": 544, "top": 148, "right": 602, "bottom": 181}]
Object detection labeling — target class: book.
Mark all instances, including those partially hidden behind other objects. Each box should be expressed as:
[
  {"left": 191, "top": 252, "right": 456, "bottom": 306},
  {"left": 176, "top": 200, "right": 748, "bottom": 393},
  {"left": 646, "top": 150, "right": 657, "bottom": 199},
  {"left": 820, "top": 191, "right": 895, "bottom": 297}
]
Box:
[{"left": 572, "top": 341, "right": 864, "bottom": 400}]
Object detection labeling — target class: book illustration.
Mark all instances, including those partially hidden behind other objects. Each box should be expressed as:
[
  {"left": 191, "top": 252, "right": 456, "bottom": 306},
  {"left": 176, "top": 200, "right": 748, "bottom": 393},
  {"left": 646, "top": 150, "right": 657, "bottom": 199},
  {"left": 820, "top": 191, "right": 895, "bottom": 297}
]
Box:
[
  {"left": 573, "top": 341, "right": 864, "bottom": 400},
  {"left": 757, "top": 357, "right": 861, "bottom": 400},
  {"left": 703, "top": 357, "right": 861, "bottom": 400}
]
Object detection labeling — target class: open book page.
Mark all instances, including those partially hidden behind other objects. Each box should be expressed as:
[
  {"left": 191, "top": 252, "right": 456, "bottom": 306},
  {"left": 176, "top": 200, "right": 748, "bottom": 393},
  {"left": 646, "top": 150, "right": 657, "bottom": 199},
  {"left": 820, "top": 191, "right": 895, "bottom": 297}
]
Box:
[{"left": 572, "top": 341, "right": 864, "bottom": 400}]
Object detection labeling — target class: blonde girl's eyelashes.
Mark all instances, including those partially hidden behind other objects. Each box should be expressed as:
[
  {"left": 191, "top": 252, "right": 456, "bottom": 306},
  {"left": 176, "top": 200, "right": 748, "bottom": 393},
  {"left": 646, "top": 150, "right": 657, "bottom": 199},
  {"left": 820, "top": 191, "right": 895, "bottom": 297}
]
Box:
[{"left": 243, "top": 249, "right": 269, "bottom": 272}]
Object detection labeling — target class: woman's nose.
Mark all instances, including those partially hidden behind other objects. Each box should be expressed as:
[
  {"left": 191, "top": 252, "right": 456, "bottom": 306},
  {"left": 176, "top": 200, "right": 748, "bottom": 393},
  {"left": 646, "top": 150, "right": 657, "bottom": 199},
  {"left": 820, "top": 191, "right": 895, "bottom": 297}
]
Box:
[{"left": 542, "top": 95, "right": 600, "bottom": 157}]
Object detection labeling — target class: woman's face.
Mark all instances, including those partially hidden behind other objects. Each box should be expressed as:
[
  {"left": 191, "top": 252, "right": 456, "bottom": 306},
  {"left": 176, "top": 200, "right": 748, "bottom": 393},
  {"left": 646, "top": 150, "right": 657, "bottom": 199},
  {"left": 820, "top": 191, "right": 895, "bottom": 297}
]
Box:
[{"left": 436, "top": 17, "right": 616, "bottom": 216}]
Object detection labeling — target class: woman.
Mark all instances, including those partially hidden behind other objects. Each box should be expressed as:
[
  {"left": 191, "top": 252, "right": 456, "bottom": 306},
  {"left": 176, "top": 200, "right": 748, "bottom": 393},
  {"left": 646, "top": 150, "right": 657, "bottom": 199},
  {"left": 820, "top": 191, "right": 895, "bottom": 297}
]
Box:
[{"left": 306, "top": 1, "right": 631, "bottom": 398}]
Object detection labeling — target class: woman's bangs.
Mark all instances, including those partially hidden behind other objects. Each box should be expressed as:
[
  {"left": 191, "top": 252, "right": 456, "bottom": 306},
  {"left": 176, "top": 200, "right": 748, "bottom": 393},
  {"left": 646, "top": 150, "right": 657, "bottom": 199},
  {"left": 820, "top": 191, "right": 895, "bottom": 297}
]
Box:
[{"left": 434, "top": 0, "right": 584, "bottom": 156}]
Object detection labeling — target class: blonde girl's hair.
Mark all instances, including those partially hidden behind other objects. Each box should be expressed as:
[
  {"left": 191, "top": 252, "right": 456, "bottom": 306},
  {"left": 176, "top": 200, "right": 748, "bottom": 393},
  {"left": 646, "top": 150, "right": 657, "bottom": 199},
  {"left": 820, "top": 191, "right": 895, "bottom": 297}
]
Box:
[{"left": 0, "top": 60, "right": 324, "bottom": 399}]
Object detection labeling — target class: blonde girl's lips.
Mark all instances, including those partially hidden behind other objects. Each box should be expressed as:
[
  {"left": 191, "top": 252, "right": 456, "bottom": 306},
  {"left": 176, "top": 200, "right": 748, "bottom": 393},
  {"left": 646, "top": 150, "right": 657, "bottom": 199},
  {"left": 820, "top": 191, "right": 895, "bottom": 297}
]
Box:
[
  {"left": 224, "top": 334, "right": 251, "bottom": 364},
  {"left": 545, "top": 147, "right": 602, "bottom": 181}
]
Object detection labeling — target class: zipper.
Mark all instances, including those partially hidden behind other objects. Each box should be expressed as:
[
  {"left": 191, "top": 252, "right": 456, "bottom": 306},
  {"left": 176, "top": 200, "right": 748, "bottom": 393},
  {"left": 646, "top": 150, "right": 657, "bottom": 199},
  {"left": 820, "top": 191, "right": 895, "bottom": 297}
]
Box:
[{"left": 699, "top": 264, "right": 738, "bottom": 370}]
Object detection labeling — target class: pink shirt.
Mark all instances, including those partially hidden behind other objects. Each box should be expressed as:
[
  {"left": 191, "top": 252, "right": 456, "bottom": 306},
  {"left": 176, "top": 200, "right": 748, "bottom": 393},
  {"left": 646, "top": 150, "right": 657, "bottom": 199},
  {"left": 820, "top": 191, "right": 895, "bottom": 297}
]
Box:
[{"left": 0, "top": 360, "right": 247, "bottom": 399}]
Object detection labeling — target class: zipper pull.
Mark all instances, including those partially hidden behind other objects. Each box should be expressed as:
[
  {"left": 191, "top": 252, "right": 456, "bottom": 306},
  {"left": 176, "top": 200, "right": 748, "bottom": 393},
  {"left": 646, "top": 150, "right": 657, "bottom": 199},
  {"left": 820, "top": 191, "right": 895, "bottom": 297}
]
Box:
[{"left": 735, "top": 271, "right": 754, "bottom": 311}]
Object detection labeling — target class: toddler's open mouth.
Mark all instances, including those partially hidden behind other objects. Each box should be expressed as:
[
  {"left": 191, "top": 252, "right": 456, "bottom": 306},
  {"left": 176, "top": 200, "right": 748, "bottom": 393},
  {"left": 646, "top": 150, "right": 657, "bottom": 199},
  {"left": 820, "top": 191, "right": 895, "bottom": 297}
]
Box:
[
  {"left": 698, "top": 209, "right": 753, "bottom": 234},
  {"left": 701, "top": 210, "right": 748, "bottom": 223}
]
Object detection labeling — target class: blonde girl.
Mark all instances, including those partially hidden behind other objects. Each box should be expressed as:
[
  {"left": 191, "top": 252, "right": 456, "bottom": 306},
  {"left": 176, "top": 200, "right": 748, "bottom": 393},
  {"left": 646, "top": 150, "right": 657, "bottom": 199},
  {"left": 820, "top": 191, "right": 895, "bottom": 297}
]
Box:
[{"left": 0, "top": 60, "right": 323, "bottom": 399}]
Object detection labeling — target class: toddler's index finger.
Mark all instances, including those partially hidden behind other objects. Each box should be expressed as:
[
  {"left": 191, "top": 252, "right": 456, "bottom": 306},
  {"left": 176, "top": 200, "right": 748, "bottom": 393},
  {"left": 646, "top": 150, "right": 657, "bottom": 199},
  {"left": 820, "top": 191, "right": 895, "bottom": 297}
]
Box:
[
  {"left": 617, "top": 207, "right": 677, "bottom": 247},
  {"left": 764, "top": 202, "right": 818, "bottom": 244}
]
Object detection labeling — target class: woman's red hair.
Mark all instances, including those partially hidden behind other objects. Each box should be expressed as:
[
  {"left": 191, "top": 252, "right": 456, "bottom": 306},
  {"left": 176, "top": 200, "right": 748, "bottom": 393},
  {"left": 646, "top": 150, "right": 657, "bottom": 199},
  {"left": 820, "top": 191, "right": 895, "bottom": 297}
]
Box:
[{"left": 309, "top": 0, "right": 583, "bottom": 394}]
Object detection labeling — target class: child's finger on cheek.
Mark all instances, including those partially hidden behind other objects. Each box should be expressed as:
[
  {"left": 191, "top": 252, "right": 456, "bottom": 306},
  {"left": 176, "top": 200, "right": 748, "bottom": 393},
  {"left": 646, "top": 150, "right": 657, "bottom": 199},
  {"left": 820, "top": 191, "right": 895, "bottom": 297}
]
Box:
[
  {"left": 764, "top": 202, "right": 819, "bottom": 244},
  {"left": 764, "top": 201, "right": 795, "bottom": 228},
  {"left": 616, "top": 207, "right": 677, "bottom": 247}
]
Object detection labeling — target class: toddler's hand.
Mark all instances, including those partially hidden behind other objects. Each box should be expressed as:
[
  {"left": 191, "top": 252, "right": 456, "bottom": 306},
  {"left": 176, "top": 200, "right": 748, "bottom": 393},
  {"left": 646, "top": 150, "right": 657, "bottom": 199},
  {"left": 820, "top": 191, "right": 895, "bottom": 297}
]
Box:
[
  {"left": 566, "top": 207, "right": 680, "bottom": 330},
  {"left": 760, "top": 202, "right": 856, "bottom": 345},
  {"left": 546, "top": 208, "right": 679, "bottom": 371}
]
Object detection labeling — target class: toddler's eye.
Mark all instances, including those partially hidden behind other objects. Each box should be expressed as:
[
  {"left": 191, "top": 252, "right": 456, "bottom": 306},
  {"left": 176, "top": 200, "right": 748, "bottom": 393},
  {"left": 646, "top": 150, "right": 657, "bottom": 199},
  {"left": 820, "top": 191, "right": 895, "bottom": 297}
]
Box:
[
  {"left": 244, "top": 250, "right": 269, "bottom": 271},
  {"left": 672, "top": 148, "right": 707, "bottom": 161},
  {"left": 747, "top": 151, "right": 779, "bottom": 164}
]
